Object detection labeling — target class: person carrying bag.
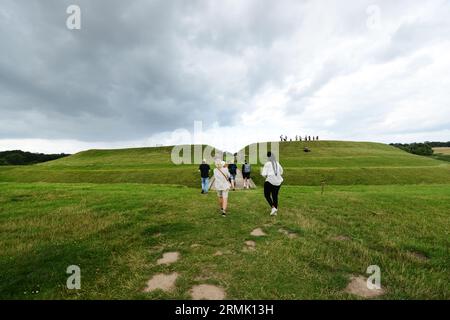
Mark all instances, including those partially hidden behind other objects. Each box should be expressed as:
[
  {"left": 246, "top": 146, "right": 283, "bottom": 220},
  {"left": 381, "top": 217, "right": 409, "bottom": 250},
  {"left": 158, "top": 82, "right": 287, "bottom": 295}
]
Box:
[{"left": 261, "top": 151, "right": 284, "bottom": 216}]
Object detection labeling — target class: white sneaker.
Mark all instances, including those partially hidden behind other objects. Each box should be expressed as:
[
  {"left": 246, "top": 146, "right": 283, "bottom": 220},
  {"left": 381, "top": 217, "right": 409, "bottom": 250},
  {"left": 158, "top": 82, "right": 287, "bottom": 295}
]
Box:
[{"left": 270, "top": 207, "right": 278, "bottom": 216}]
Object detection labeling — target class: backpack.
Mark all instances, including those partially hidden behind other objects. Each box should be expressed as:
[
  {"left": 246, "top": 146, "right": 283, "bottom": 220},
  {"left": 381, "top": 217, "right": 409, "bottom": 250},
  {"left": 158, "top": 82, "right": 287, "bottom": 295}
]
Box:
[{"left": 243, "top": 163, "right": 251, "bottom": 173}]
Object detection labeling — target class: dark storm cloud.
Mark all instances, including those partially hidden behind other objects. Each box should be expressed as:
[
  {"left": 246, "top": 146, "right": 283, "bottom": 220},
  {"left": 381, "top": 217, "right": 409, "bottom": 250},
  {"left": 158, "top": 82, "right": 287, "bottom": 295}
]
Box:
[
  {"left": 0, "top": 0, "right": 273, "bottom": 141},
  {"left": 1, "top": 0, "right": 449, "bottom": 146}
]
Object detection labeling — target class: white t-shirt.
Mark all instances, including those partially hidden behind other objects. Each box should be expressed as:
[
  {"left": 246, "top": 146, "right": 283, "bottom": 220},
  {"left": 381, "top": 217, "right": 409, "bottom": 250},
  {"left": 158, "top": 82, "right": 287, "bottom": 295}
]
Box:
[
  {"left": 261, "top": 161, "right": 284, "bottom": 186},
  {"left": 214, "top": 167, "right": 231, "bottom": 190}
]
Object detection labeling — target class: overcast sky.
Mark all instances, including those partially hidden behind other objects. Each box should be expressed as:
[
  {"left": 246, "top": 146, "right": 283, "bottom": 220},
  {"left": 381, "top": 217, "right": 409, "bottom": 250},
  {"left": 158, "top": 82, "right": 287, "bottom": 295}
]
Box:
[{"left": 0, "top": 0, "right": 449, "bottom": 153}]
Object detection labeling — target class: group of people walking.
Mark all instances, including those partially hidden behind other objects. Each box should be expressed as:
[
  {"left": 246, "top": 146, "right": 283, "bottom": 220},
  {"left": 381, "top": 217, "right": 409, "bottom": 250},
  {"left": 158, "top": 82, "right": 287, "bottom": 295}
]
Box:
[
  {"left": 198, "top": 152, "right": 284, "bottom": 217},
  {"left": 280, "top": 134, "right": 319, "bottom": 141}
]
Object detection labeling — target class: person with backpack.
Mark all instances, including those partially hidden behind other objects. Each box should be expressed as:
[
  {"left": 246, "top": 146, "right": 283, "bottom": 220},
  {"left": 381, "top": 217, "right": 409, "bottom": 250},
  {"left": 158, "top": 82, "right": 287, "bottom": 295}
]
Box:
[
  {"left": 213, "top": 159, "right": 231, "bottom": 216},
  {"left": 198, "top": 159, "right": 210, "bottom": 194},
  {"left": 242, "top": 160, "right": 252, "bottom": 189},
  {"left": 261, "top": 151, "right": 284, "bottom": 216},
  {"left": 228, "top": 160, "right": 238, "bottom": 191}
]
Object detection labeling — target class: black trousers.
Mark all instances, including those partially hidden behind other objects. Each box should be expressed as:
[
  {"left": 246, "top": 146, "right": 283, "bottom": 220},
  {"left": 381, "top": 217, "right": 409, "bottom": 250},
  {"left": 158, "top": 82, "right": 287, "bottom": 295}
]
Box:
[{"left": 264, "top": 181, "right": 281, "bottom": 208}]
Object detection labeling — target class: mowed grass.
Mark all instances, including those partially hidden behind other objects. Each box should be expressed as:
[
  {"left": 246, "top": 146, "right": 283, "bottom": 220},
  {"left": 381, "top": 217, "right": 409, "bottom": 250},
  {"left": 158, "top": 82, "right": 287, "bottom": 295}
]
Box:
[
  {"left": 0, "top": 145, "right": 203, "bottom": 187},
  {"left": 1, "top": 141, "right": 449, "bottom": 186},
  {"left": 245, "top": 141, "right": 450, "bottom": 186},
  {"left": 0, "top": 182, "right": 449, "bottom": 299}
]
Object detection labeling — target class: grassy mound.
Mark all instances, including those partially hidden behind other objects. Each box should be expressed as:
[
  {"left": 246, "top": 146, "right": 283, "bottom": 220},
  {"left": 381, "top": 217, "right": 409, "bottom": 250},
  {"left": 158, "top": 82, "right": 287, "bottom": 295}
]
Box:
[
  {"left": 0, "top": 141, "right": 449, "bottom": 186},
  {"left": 243, "top": 141, "right": 450, "bottom": 185}
]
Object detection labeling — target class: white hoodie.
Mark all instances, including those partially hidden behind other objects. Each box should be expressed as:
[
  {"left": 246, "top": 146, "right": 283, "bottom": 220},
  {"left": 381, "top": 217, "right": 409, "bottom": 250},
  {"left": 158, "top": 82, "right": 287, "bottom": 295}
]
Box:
[{"left": 261, "top": 161, "right": 284, "bottom": 186}]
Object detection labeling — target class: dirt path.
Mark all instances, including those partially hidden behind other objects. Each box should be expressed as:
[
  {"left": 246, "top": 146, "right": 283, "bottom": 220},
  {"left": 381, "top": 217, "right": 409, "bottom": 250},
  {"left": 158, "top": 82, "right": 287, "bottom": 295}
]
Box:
[{"left": 209, "top": 169, "right": 256, "bottom": 190}]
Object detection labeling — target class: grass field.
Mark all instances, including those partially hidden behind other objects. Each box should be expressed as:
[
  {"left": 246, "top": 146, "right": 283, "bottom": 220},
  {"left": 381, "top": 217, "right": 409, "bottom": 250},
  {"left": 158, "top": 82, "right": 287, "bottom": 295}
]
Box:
[
  {"left": 0, "top": 141, "right": 449, "bottom": 299},
  {"left": 433, "top": 147, "right": 450, "bottom": 155},
  {"left": 432, "top": 147, "right": 450, "bottom": 163}
]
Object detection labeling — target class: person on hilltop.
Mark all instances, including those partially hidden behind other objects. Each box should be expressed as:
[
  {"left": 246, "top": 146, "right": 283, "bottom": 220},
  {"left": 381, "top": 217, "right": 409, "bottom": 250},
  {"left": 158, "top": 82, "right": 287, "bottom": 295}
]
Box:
[
  {"left": 242, "top": 159, "right": 252, "bottom": 189},
  {"left": 261, "top": 151, "right": 284, "bottom": 216},
  {"left": 213, "top": 159, "right": 231, "bottom": 216},
  {"left": 228, "top": 160, "right": 238, "bottom": 191},
  {"left": 198, "top": 159, "right": 210, "bottom": 194}
]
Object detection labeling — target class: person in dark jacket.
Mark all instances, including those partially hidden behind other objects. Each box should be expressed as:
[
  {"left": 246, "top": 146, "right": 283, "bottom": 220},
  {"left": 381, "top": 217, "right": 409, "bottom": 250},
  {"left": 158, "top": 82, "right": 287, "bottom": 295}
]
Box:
[
  {"left": 198, "top": 159, "right": 210, "bottom": 194},
  {"left": 228, "top": 160, "right": 238, "bottom": 191},
  {"left": 242, "top": 160, "right": 252, "bottom": 189}
]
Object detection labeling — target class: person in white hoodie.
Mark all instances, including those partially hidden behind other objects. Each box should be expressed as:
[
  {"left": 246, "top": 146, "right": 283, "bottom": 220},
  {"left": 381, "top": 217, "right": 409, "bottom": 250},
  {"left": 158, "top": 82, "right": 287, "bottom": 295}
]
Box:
[
  {"left": 213, "top": 159, "right": 231, "bottom": 216},
  {"left": 261, "top": 151, "right": 284, "bottom": 216}
]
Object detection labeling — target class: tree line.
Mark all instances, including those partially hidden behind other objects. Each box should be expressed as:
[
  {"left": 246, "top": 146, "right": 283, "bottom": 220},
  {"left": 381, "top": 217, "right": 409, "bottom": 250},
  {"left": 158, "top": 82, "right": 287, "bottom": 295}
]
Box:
[
  {"left": 389, "top": 142, "right": 450, "bottom": 156},
  {"left": 423, "top": 141, "right": 450, "bottom": 147},
  {"left": 0, "top": 150, "right": 70, "bottom": 165}
]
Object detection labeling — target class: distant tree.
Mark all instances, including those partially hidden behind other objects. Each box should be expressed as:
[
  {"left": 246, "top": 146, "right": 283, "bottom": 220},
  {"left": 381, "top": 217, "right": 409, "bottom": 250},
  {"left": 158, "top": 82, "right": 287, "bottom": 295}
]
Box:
[
  {"left": 0, "top": 150, "right": 70, "bottom": 165},
  {"left": 390, "top": 143, "right": 434, "bottom": 156},
  {"left": 424, "top": 141, "right": 450, "bottom": 147},
  {"left": 4, "top": 152, "right": 26, "bottom": 165}
]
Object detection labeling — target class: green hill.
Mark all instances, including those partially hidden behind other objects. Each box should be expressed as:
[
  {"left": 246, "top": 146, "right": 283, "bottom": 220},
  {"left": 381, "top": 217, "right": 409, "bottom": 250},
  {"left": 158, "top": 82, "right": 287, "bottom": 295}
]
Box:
[
  {"left": 0, "top": 145, "right": 203, "bottom": 186},
  {"left": 244, "top": 141, "right": 450, "bottom": 186},
  {"left": 0, "top": 141, "right": 449, "bottom": 186},
  {"left": 0, "top": 150, "right": 69, "bottom": 165}
]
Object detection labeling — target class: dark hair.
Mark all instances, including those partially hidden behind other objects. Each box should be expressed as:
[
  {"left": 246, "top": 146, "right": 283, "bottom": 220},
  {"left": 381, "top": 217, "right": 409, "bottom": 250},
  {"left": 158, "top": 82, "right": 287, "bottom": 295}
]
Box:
[{"left": 267, "top": 151, "right": 272, "bottom": 157}]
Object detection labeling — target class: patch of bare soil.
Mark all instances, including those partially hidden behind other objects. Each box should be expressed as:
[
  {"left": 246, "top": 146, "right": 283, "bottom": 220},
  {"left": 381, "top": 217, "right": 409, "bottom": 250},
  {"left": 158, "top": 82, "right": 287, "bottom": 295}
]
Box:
[
  {"left": 189, "top": 284, "right": 226, "bottom": 300},
  {"left": 242, "top": 240, "right": 256, "bottom": 252},
  {"left": 250, "top": 228, "right": 266, "bottom": 236},
  {"left": 330, "top": 235, "right": 351, "bottom": 241},
  {"left": 143, "top": 272, "right": 178, "bottom": 292},
  {"left": 344, "top": 276, "right": 385, "bottom": 298},
  {"left": 278, "top": 228, "right": 298, "bottom": 238},
  {"left": 406, "top": 251, "right": 428, "bottom": 261},
  {"left": 157, "top": 252, "right": 180, "bottom": 265}
]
